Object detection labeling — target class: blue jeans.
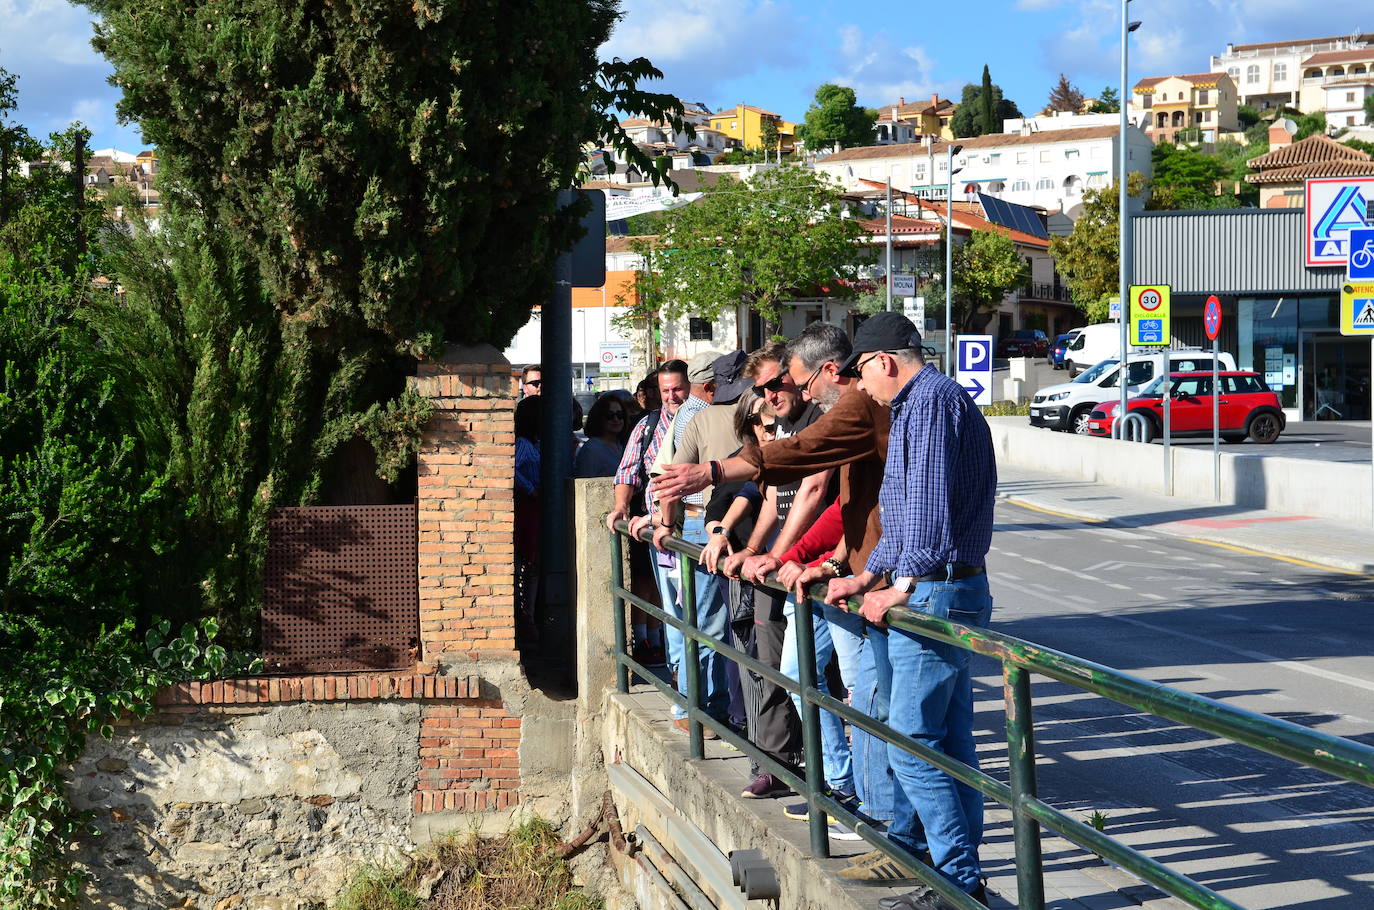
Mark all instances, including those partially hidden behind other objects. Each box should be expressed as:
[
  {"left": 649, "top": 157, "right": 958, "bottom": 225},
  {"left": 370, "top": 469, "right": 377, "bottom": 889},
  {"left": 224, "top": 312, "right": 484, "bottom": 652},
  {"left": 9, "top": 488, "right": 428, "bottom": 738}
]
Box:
[
  {"left": 650, "top": 517, "right": 730, "bottom": 720},
  {"left": 884, "top": 573, "right": 992, "bottom": 893},
  {"left": 850, "top": 626, "right": 895, "bottom": 822},
  {"left": 782, "top": 599, "right": 854, "bottom": 796}
]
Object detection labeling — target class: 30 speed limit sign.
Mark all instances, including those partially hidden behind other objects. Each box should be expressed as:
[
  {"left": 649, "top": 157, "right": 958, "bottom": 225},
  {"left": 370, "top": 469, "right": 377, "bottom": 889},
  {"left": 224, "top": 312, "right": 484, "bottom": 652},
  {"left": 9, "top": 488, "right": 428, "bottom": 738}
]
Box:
[{"left": 1130, "top": 284, "right": 1171, "bottom": 346}]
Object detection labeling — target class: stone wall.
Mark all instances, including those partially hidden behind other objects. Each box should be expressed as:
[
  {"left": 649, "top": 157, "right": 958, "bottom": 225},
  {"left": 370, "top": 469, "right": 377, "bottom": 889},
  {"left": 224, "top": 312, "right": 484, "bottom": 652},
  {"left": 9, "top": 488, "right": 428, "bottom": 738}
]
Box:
[{"left": 69, "top": 346, "right": 582, "bottom": 909}]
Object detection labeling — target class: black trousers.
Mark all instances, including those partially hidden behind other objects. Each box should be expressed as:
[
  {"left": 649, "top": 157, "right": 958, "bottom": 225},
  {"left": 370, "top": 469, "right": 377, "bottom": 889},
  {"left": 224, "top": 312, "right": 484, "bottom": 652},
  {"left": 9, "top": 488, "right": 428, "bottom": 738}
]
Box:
[{"left": 732, "top": 580, "right": 802, "bottom": 772}]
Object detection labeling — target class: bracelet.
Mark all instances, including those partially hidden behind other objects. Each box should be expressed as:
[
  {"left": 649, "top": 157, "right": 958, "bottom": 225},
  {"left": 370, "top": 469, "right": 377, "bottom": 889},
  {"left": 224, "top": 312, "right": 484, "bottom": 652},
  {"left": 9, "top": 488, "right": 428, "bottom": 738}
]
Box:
[
  {"left": 822, "top": 557, "right": 844, "bottom": 577},
  {"left": 709, "top": 460, "right": 722, "bottom": 484},
  {"left": 741, "top": 545, "right": 758, "bottom": 555}
]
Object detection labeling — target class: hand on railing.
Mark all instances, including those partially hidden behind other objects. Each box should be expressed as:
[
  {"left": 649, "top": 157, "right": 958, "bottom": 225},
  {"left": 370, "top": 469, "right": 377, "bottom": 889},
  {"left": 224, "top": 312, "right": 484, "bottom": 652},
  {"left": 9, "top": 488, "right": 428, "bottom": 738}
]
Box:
[
  {"left": 604, "top": 507, "right": 628, "bottom": 534},
  {"left": 856, "top": 586, "right": 911, "bottom": 628},
  {"left": 698, "top": 534, "right": 732, "bottom": 574},
  {"left": 741, "top": 554, "right": 780, "bottom": 585},
  {"left": 651, "top": 523, "right": 674, "bottom": 551},
  {"left": 718, "top": 550, "right": 749, "bottom": 579},
  {"left": 774, "top": 560, "right": 808, "bottom": 598},
  {"left": 627, "top": 514, "right": 655, "bottom": 544}
]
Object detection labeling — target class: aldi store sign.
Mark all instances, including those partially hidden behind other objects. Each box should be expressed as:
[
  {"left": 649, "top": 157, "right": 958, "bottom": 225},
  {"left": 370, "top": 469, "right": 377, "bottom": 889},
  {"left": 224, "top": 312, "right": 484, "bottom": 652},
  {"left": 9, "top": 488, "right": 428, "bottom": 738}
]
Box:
[{"left": 1306, "top": 177, "right": 1374, "bottom": 267}]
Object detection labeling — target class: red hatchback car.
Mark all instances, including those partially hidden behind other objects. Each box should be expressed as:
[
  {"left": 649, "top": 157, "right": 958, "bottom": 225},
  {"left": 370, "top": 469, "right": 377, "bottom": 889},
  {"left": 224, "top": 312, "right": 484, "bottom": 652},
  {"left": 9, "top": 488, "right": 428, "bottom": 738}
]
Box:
[{"left": 1086, "top": 371, "right": 1286, "bottom": 443}]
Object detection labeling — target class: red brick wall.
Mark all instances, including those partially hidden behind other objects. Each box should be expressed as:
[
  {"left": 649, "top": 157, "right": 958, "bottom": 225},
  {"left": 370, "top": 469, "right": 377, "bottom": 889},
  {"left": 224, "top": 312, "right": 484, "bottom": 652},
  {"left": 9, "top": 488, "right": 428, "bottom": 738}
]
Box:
[
  {"left": 412, "top": 356, "right": 519, "bottom": 661},
  {"left": 155, "top": 672, "right": 521, "bottom": 814}
]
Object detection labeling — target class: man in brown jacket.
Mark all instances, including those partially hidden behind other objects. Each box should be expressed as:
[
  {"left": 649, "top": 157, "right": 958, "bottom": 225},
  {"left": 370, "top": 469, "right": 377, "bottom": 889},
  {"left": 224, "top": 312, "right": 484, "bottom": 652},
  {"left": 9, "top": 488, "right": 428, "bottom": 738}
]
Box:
[{"left": 655, "top": 321, "right": 907, "bottom": 852}]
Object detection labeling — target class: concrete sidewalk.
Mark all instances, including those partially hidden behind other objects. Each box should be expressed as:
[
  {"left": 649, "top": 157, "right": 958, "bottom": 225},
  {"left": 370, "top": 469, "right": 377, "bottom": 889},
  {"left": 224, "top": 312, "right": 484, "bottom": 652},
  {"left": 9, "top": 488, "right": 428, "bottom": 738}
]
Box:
[{"left": 996, "top": 463, "right": 1374, "bottom": 576}]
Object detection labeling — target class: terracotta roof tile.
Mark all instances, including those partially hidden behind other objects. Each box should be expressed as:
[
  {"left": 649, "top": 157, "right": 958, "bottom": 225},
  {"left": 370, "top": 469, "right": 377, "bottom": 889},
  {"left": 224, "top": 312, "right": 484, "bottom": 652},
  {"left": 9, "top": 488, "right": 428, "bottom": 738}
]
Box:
[
  {"left": 1136, "top": 72, "right": 1228, "bottom": 91},
  {"left": 1301, "top": 48, "right": 1374, "bottom": 66},
  {"left": 1246, "top": 159, "right": 1374, "bottom": 184},
  {"left": 1246, "top": 133, "right": 1371, "bottom": 169},
  {"left": 854, "top": 179, "right": 1049, "bottom": 248},
  {"left": 856, "top": 215, "right": 943, "bottom": 235}
]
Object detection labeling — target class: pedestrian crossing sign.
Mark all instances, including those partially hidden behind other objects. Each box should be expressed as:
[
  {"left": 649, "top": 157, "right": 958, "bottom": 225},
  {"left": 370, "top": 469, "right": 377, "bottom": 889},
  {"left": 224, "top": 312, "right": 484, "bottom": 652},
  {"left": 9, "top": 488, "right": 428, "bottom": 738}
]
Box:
[{"left": 1340, "top": 282, "right": 1374, "bottom": 335}]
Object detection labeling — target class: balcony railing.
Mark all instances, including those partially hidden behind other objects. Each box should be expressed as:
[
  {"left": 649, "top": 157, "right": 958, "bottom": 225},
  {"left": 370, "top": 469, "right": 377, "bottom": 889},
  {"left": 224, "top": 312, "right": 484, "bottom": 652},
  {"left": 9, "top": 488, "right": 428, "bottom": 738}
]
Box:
[
  {"left": 1020, "top": 282, "right": 1073, "bottom": 303},
  {"left": 608, "top": 522, "right": 1374, "bottom": 910}
]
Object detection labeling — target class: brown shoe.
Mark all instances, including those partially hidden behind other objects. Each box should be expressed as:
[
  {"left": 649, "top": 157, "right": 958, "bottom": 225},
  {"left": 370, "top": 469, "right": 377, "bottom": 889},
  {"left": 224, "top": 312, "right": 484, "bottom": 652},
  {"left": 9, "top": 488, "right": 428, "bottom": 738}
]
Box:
[{"left": 672, "top": 717, "right": 718, "bottom": 739}]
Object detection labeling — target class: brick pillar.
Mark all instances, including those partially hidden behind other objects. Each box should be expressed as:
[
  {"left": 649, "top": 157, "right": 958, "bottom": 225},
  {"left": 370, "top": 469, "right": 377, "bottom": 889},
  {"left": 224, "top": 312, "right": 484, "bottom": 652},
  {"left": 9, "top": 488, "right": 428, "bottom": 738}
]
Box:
[{"left": 410, "top": 344, "right": 518, "bottom": 662}]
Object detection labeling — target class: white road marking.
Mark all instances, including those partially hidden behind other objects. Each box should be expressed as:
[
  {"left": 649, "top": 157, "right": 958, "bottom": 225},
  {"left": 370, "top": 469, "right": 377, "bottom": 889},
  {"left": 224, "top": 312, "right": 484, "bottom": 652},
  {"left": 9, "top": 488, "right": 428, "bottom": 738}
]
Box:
[
  {"left": 1262, "top": 624, "right": 1297, "bottom": 633},
  {"left": 1140, "top": 593, "right": 1166, "bottom": 600},
  {"left": 1064, "top": 595, "right": 1095, "bottom": 605},
  {"left": 1106, "top": 615, "right": 1374, "bottom": 694},
  {"left": 1105, "top": 583, "right": 1131, "bottom": 591}
]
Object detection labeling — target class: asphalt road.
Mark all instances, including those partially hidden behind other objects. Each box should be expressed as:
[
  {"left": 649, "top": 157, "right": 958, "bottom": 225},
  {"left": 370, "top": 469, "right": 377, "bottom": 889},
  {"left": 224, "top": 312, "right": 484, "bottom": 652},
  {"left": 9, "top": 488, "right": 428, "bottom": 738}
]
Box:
[{"left": 969, "top": 499, "right": 1374, "bottom": 908}]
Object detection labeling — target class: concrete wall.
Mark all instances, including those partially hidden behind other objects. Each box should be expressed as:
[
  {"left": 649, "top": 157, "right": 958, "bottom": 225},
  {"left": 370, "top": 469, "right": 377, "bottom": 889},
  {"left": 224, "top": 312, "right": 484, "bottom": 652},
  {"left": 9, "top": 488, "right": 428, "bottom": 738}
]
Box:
[
  {"left": 72, "top": 701, "right": 417, "bottom": 910},
  {"left": 987, "top": 417, "right": 1373, "bottom": 524}
]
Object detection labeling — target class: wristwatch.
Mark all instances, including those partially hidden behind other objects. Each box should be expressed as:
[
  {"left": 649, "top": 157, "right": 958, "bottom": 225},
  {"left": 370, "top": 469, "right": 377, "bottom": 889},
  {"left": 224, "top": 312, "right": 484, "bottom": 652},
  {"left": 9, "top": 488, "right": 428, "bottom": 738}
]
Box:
[
  {"left": 886, "top": 572, "right": 915, "bottom": 593},
  {"left": 710, "top": 525, "right": 728, "bottom": 536}
]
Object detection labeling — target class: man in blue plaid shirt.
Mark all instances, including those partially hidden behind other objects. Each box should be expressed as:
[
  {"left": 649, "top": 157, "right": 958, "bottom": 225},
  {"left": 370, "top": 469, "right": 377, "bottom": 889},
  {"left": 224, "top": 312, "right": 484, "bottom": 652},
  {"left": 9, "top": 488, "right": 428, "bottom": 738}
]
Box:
[{"left": 825, "top": 312, "right": 996, "bottom": 910}]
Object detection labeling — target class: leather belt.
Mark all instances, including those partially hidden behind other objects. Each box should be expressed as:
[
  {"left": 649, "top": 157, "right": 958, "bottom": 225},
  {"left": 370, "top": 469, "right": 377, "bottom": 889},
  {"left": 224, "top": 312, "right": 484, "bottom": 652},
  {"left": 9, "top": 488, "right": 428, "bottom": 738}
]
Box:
[{"left": 913, "top": 564, "right": 985, "bottom": 583}]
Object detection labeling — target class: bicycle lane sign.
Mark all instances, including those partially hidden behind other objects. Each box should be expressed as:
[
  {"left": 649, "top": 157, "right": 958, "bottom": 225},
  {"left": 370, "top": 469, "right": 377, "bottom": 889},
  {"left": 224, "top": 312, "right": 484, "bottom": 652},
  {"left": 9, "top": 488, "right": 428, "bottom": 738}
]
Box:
[{"left": 1349, "top": 228, "right": 1374, "bottom": 280}]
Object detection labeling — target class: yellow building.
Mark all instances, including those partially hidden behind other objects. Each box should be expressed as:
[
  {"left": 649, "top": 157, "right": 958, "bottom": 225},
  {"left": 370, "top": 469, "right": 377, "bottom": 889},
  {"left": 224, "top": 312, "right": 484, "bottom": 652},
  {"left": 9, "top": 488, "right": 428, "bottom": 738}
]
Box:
[
  {"left": 707, "top": 104, "right": 797, "bottom": 153},
  {"left": 880, "top": 95, "right": 957, "bottom": 141},
  {"left": 1132, "top": 72, "right": 1239, "bottom": 144}
]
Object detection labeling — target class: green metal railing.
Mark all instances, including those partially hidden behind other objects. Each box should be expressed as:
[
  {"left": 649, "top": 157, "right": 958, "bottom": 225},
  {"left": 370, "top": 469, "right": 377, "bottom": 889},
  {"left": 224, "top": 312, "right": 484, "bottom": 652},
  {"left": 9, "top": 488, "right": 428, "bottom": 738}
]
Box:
[{"left": 608, "top": 522, "right": 1374, "bottom": 910}]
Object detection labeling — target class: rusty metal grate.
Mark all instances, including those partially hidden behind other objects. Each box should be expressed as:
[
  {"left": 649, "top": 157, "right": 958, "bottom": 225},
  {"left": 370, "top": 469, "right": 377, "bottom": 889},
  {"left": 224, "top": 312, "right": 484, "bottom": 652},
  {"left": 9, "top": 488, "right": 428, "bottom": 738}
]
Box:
[{"left": 262, "top": 503, "right": 418, "bottom": 674}]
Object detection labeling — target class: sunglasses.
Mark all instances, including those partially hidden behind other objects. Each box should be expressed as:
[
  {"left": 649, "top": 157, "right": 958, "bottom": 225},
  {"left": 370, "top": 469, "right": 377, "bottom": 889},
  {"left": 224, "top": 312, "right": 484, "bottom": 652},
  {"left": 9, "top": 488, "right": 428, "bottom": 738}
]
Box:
[
  {"left": 524, "top": 379, "right": 542, "bottom": 388},
  {"left": 839, "top": 352, "right": 886, "bottom": 379},
  {"left": 606, "top": 410, "right": 625, "bottom": 420},
  {"left": 752, "top": 374, "right": 792, "bottom": 397}
]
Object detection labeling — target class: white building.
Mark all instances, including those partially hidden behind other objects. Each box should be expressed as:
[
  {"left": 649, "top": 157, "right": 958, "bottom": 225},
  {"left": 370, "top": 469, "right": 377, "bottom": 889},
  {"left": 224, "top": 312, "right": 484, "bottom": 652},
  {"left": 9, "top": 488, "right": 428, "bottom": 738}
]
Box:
[
  {"left": 1211, "top": 33, "right": 1374, "bottom": 111},
  {"left": 502, "top": 235, "right": 743, "bottom": 385},
  {"left": 816, "top": 121, "right": 1152, "bottom": 220},
  {"left": 1324, "top": 75, "right": 1374, "bottom": 130}
]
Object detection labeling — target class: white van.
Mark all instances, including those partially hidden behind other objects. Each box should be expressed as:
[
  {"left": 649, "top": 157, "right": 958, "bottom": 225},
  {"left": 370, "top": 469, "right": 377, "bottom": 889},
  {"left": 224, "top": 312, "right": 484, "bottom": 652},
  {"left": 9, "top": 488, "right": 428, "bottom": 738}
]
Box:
[
  {"left": 1063, "top": 323, "right": 1125, "bottom": 377},
  {"left": 1029, "top": 348, "right": 1237, "bottom": 434}
]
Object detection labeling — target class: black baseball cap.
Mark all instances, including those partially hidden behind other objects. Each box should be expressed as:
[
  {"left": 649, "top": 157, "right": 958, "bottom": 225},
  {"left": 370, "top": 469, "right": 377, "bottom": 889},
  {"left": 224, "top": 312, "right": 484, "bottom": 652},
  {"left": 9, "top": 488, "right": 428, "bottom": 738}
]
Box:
[
  {"left": 837, "top": 311, "right": 923, "bottom": 377},
  {"left": 711, "top": 350, "right": 753, "bottom": 403}
]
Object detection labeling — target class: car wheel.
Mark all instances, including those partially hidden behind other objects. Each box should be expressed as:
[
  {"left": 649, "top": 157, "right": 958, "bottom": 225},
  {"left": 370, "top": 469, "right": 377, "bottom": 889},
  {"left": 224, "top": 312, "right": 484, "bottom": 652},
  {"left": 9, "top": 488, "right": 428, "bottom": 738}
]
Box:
[
  {"left": 1221, "top": 433, "right": 1246, "bottom": 444},
  {"left": 1070, "top": 406, "right": 1094, "bottom": 435},
  {"left": 1067, "top": 360, "right": 1079, "bottom": 378},
  {"left": 1247, "top": 412, "right": 1282, "bottom": 444}
]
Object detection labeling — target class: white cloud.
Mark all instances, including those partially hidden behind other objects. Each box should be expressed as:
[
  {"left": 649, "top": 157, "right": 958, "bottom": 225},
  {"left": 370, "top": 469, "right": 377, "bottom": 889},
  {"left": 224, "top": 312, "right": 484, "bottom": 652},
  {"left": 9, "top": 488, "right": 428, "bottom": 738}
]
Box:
[
  {"left": 0, "top": 1, "right": 142, "bottom": 148},
  {"left": 826, "top": 25, "right": 961, "bottom": 109},
  {"left": 601, "top": 0, "right": 804, "bottom": 102},
  {"left": 1035, "top": 0, "right": 1369, "bottom": 88}
]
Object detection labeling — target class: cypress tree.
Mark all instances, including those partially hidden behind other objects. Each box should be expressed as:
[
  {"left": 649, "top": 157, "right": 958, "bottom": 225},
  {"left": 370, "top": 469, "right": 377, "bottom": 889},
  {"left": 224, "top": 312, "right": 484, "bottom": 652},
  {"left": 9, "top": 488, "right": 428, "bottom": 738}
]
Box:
[{"left": 980, "top": 65, "right": 996, "bottom": 135}]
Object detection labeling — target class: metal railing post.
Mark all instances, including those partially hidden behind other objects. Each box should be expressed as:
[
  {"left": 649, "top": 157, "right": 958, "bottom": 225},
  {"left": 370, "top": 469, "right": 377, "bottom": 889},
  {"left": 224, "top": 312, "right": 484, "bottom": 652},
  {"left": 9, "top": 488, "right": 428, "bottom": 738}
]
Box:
[
  {"left": 1004, "top": 664, "right": 1045, "bottom": 910},
  {"left": 611, "top": 532, "right": 629, "bottom": 694},
  {"left": 792, "top": 596, "right": 831, "bottom": 858},
  {"left": 680, "top": 554, "right": 705, "bottom": 760}
]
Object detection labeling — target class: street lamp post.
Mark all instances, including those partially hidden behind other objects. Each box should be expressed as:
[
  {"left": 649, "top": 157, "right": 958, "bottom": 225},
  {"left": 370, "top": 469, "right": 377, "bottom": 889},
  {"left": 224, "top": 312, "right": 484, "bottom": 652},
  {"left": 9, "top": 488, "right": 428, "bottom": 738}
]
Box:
[
  {"left": 1117, "top": 9, "right": 1143, "bottom": 434},
  {"left": 886, "top": 176, "right": 894, "bottom": 311},
  {"left": 945, "top": 143, "right": 963, "bottom": 376}
]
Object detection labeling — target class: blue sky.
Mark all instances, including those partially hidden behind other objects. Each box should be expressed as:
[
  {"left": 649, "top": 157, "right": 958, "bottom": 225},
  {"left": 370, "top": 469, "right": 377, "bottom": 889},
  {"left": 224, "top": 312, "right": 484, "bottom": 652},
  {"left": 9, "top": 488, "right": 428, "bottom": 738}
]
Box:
[{"left": 1, "top": 0, "right": 1366, "bottom": 151}]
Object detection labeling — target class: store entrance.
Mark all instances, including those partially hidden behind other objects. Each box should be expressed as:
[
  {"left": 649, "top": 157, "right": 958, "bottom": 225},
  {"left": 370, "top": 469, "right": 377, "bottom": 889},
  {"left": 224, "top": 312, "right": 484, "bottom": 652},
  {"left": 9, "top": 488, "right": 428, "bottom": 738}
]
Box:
[{"left": 1303, "top": 334, "right": 1371, "bottom": 421}]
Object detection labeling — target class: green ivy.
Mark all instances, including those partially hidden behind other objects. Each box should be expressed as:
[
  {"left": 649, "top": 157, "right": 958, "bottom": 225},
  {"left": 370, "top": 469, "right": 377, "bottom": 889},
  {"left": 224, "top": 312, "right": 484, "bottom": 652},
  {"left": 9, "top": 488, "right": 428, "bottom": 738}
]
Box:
[{"left": 0, "top": 617, "right": 256, "bottom": 908}]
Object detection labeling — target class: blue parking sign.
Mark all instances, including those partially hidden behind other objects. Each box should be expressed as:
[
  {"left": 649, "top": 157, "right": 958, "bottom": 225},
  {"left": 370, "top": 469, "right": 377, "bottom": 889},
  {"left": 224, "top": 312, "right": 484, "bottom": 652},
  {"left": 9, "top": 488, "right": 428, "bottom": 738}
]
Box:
[
  {"left": 1138, "top": 319, "right": 1163, "bottom": 344},
  {"left": 1349, "top": 228, "right": 1374, "bottom": 280}
]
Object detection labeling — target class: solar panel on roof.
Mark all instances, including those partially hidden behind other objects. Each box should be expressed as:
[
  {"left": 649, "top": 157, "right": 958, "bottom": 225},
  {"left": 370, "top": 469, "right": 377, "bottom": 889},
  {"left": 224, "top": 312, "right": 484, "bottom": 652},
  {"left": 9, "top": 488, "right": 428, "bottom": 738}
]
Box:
[{"left": 977, "top": 193, "right": 1049, "bottom": 240}]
